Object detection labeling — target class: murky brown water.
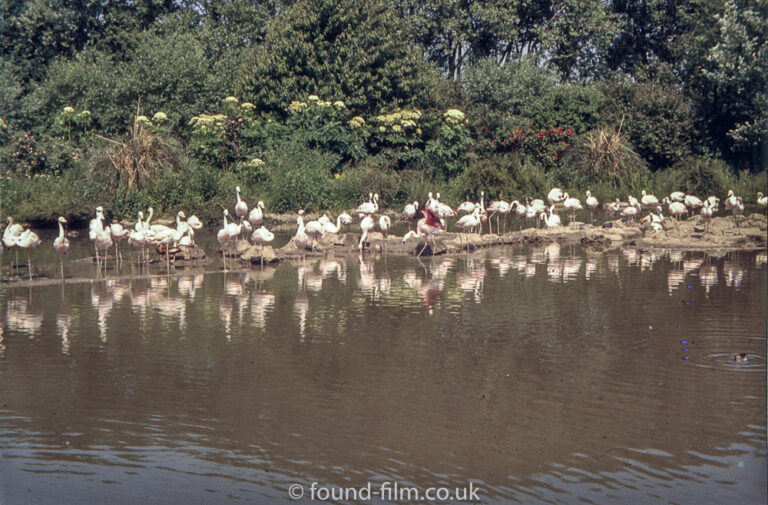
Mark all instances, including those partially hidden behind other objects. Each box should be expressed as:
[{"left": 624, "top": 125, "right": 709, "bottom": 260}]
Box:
[{"left": 1, "top": 236, "right": 766, "bottom": 504}]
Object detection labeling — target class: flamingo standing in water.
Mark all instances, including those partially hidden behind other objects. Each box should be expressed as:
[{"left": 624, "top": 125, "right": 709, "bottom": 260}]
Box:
[
  {"left": 359, "top": 214, "right": 375, "bottom": 251},
  {"left": 402, "top": 208, "right": 444, "bottom": 257},
  {"left": 90, "top": 207, "right": 113, "bottom": 274},
  {"left": 294, "top": 211, "right": 309, "bottom": 261},
  {"left": 700, "top": 200, "right": 714, "bottom": 233},
  {"left": 562, "top": 193, "right": 583, "bottom": 225},
  {"left": 3, "top": 217, "right": 24, "bottom": 275},
  {"left": 53, "top": 216, "right": 70, "bottom": 280},
  {"left": 217, "top": 209, "right": 241, "bottom": 271},
  {"left": 17, "top": 228, "right": 42, "bottom": 280},
  {"left": 235, "top": 186, "right": 248, "bottom": 234},
  {"left": 585, "top": 190, "right": 599, "bottom": 223},
  {"left": 378, "top": 215, "right": 391, "bottom": 252},
  {"left": 248, "top": 200, "right": 265, "bottom": 228},
  {"left": 454, "top": 206, "right": 482, "bottom": 251},
  {"left": 251, "top": 225, "right": 274, "bottom": 268},
  {"left": 109, "top": 222, "right": 130, "bottom": 264}
]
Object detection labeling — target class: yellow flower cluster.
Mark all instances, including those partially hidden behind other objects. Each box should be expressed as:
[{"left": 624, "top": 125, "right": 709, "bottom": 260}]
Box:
[
  {"left": 63, "top": 106, "right": 76, "bottom": 114},
  {"left": 373, "top": 108, "right": 422, "bottom": 134},
  {"left": 136, "top": 115, "right": 151, "bottom": 124},
  {"left": 223, "top": 96, "right": 239, "bottom": 103},
  {"left": 443, "top": 108, "right": 466, "bottom": 124},
  {"left": 333, "top": 100, "right": 346, "bottom": 109},
  {"left": 0, "top": 118, "right": 7, "bottom": 129},
  {"left": 289, "top": 100, "right": 308, "bottom": 113},
  {"left": 348, "top": 116, "right": 366, "bottom": 128},
  {"left": 241, "top": 102, "right": 255, "bottom": 110},
  {"left": 189, "top": 113, "right": 228, "bottom": 131},
  {"left": 152, "top": 111, "right": 168, "bottom": 122},
  {"left": 244, "top": 158, "right": 265, "bottom": 168}
]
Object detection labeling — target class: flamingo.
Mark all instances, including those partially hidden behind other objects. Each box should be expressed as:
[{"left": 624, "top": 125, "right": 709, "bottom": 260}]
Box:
[
  {"left": 585, "top": 190, "right": 599, "bottom": 222},
  {"left": 731, "top": 196, "right": 744, "bottom": 226},
  {"left": 402, "top": 200, "right": 419, "bottom": 224},
  {"left": 109, "top": 222, "right": 130, "bottom": 263},
  {"left": 355, "top": 193, "right": 379, "bottom": 215},
  {"left": 53, "top": 216, "right": 70, "bottom": 280},
  {"left": 757, "top": 192, "right": 767, "bottom": 209},
  {"left": 640, "top": 206, "right": 665, "bottom": 233},
  {"left": 700, "top": 200, "right": 714, "bottom": 232},
  {"left": 251, "top": 225, "right": 274, "bottom": 267},
  {"left": 606, "top": 198, "right": 622, "bottom": 215},
  {"left": 454, "top": 206, "right": 481, "bottom": 250},
  {"left": 540, "top": 206, "right": 562, "bottom": 228},
  {"left": 184, "top": 215, "right": 204, "bottom": 246},
  {"left": 90, "top": 207, "right": 113, "bottom": 273},
  {"left": 320, "top": 213, "right": 352, "bottom": 234},
  {"left": 359, "top": 214, "right": 375, "bottom": 251},
  {"left": 248, "top": 200, "right": 265, "bottom": 228},
  {"left": 486, "top": 199, "right": 510, "bottom": 235},
  {"left": 457, "top": 198, "right": 476, "bottom": 214},
  {"left": 434, "top": 193, "right": 456, "bottom": 221},
  {"left": 669, "top": 191, "right": 685, "bottom": 202},
  {"left": 684, "top": 194, "right": 704, "bottom": 216},
  {"left": 641, "top": 190, "right": 659, "bottom": 207},
  {"left": 16, "top": 229, "right": 41, "bottom": 280},
  {"left": 294, "top": 211, "right": 309, "bottom": 260},
  {"left": 547, "top": 188, "right": 565, "bottom": 206},
  {"left": 235, "top": 186, "right": 248, "bottom": 225},
  {"left": 217, "top": 209, "right": 239, "bottom": 271},
  {"left": 378, "top": 215, "right": 391, "bottom": 252},
  {"left": 664, "top": 197, "right": 687, "bottom": 223},
  {"left": 621, "top": 201, "right": 641, "bottom": 222},
  {"left": 413, "top": 208, "right": 444, "bottom": 257},
  {"left": 3, "top": 217, "right": 24, "bottom": 275},
  {"left": 304, "top": 219, "right": 325, "bottom": 251},
  {"left": 562, "top": 193, "right": 583, "bottom": 224}
]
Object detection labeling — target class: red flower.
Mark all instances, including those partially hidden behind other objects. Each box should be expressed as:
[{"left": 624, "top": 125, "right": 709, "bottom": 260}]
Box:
[
  {"left": 566, "top": 129, "right": 574, "bottom": 136},
  {"left": 538, "top": 132, "right": 545, "bottom": 138}
]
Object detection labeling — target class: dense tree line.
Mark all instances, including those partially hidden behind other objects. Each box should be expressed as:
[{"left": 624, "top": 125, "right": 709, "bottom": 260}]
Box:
[{"left": 0, "top": 0, "right": 765, "bottom": 222}]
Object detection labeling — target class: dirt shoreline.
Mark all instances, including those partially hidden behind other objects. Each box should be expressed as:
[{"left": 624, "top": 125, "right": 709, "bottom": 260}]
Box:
[{"left": 2, "top": 214, "right": 765, "bottom": 289}]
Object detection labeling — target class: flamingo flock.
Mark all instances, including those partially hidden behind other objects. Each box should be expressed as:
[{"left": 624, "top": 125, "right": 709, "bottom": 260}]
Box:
[{"left": 1, "top": 185, "right": 765, "bottom": 280}]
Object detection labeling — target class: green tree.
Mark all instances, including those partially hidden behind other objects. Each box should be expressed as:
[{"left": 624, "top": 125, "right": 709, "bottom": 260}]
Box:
[
  {"left": 697, "top": 0, "right": 767, "bottom": 169},
  {"left": 239, "top": 0, "right": 440, "bottom": 116}
]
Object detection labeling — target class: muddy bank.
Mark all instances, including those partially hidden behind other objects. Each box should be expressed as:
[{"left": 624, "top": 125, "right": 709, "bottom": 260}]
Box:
[{"left": 218, "top": 213, "right": 766, "bottom": 262}]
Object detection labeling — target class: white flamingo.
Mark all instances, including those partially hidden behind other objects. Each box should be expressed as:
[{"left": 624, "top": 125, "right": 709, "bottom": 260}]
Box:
[
  {"left": 663, "top": 197, "right": 687, "bottom": 223},
  {"left": 109, "top": 222, "right": 130, "bottom": 263},
  {"left": 486, "top": 199, "right": 510, "bottom": 235},
  {"left": 251, "top": 225, "right": 275, "bottom": 267},
  {"left": 621, "top": 201, "right": 641, "bottom": 222},
  {"left": 355, "top": 193, "right": 379, "bottom": 215},
  {"left": 3, "top": 217, "right": 24, "bottom": 275},
  {"left": 641, "top": 190, "right": 659, "bottom": 207},
  {"left": 320, "top": 213, "right": 352, "bottom": 234},
  {"left": 403, "top": 209, "right": 444, "bottom": 257},
  {"left": 684, "top": 194, "right": 704, "bottom": 216},
  {"left": 562, "top": 193, "right": 583, "bottom": 224},
  {"left": 700, "top": 200, "right": 714, "bottom": 232},
  {"left": 248, "top": 200, "right": 265, "bottom": 227},
  {"left": 732, "top": 196, "right": 744, "bottom": 226},
  {"left": 217, "top": 209, "right": 240, "bottom": 271},
  {"left": 378, "top": 215, "right": 391, "bottom": 252},
  {"left": 540, "top": 206, "right": 562, "bottom": 228},
  {"left": 304, "top": 218, "right": 325, "bottom": 251},
  {"left": 669, "top": 191, "right": 685, "bottom": 202},
  {"left": 585, "top": 190, "right": 599, "bottom": 222},
  {"left": 53, "top": 216, "right": 70, "bottom": 280},
  {"left": 235, "top": 186, "right": 248, "bottom": 225},
  {"left": 17, "top": 228, "right": 42, "bottom": 280},
  {"left": 757, "top": 192, "right": 767, "bottom": 209},
  {"left": 606, "top": 198, "right": 622, "bottom": 215},
  {"left": 294, "top": 211, "right": 309, "bottom": 260},
  {"left": 359, "top": 214, "right": 375, "bottom": 251},
  {"left": 454, "top": 206, "right": 481, "bottom": 250},
  {"left": 547, "top": 188, "right": 565, "bottom": 206}
]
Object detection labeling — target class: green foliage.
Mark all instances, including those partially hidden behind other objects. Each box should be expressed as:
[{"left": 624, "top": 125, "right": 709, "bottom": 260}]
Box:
[
  {"left": 452, "top": 155, "right": 519, "bottom": 201},
  {"left": 530, "top": 84, "right": 606, "bottom": 134},
  {"left": 672, "top": 157, "right": 737, "bottom": 197},
  {"left": 698, "top": 0, "right": 767, "bottom": 168},
  {"left": 425, "top": 109, "right": 475, "bottom": 180},
  {"left": 602, "top": 77, "right": 696, "bottom": 169},
  {"left": 464, "top": 57, "right": 556, "bottom": 135},
  {"left": 481, "top": 125, "right": 575, "bottom": 173},
  {"left": 564, "top": 125, "right": 648, "bottom": 188},
  {"left": 264, "top": 142, "right": 337, "bottom": 212},
  {"left": 239, "top": 0, "right": 439, "bottom": 116},
  {"left": 331, "top": 165, "right": 406, "bottom": 208}
]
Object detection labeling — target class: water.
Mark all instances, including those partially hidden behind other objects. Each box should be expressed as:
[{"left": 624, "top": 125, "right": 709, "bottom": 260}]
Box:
[{"left": 1, "top": 235, "right": 766, "bottom": 504}]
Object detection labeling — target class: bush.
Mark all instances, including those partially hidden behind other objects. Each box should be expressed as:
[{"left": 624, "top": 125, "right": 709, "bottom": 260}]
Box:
[
  {"left": 564, "top": 124, "right": 648, "bottom": 188},
  {"left": 264, "top": 142, "right": 336, "bottom": 212}
]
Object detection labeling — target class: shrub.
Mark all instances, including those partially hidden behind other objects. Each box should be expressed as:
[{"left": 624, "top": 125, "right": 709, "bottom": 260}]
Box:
[{"left": 264, "top": 142, "right": 336, "bottom": 212}]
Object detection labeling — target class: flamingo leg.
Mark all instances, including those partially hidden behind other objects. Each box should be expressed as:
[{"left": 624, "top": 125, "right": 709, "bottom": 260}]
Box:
[
  {"left": 27, "top": 253, "right": 32, "bottom": 281},
  {"left": 60, "top": 257, "right": 64, "bottom": 282}
]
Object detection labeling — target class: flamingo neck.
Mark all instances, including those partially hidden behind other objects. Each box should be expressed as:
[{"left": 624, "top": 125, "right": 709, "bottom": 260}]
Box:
[{"left": 58, "top": 221, "right": 65, "bottom": 239}]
